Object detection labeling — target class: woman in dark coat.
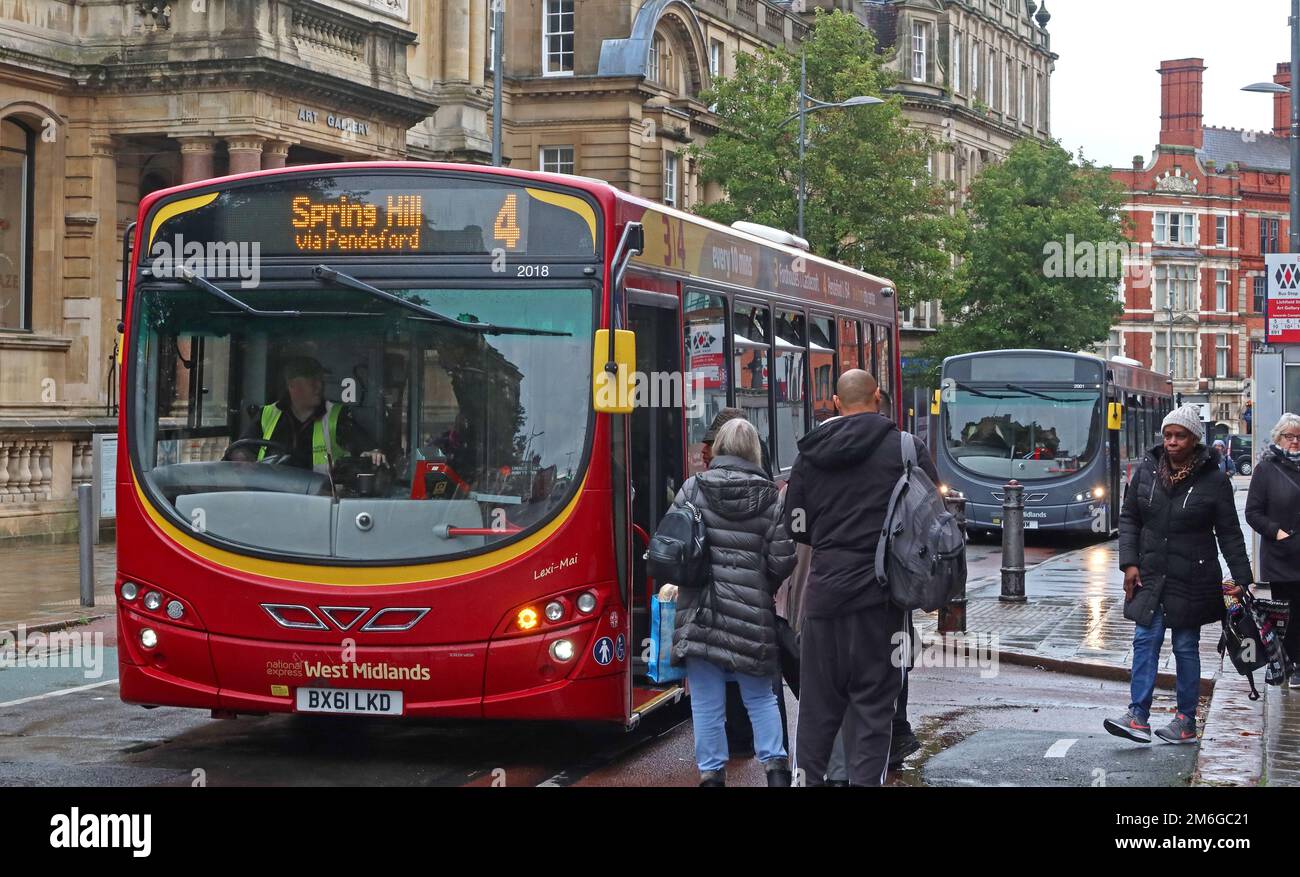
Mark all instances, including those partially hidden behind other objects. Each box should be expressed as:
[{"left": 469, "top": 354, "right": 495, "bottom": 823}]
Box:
[
  {"left": 1245, "top": 413, "right": 1300, "bottom": 685},
  {"left": 1106, "top": 405, "right": 1252, "bottom": 745},
  {"left": 661, "top": 418, "right": 796, "bottom": 787}
]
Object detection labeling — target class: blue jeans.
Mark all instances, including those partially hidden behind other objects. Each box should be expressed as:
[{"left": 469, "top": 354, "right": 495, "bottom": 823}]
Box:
[
  {"left": 686, "top": 657, "right": 786, "bottom": 772},
  {"left": 1130, "top": 606, "right": 1201, "bottom": 721}
]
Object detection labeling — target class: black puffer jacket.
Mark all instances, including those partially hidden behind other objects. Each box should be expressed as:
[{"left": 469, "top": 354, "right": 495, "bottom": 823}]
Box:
[
  {"left": 670, "top": 455, "right": 797, "bottom": 677},
  {"left": 1245, "top": 446, "right": 1300, "bottom": 584},
  {"left": 1118, "top": 444, "right": 1253, "bottom": 628}
]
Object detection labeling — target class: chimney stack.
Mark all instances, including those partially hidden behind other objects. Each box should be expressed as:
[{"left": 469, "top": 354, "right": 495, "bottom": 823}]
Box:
[
  {"left": 1159, "top": 58, "right": 1206, "bottom": 149},
  {"left": 1275, "top": 62, "right": 1292, "bottom": 137}
]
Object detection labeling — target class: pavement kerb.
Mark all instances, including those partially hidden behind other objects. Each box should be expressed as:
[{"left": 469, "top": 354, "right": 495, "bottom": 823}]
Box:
[
  {"left": 0, "top": 612, "right": 114, "bottom": 638},
  {"left": 1193, "top": 657, "right": 1264, "bottom": 787}
]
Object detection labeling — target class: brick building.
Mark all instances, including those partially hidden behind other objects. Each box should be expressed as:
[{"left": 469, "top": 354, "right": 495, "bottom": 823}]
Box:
[{"left": 1109, "top": 57, "right": 1291, "bottom": 432}]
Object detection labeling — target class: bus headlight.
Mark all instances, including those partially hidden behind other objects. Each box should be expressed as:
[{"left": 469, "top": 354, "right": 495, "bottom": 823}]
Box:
[
  {"left": 544, "top": 601, "right": 565, "bottom": 622},
  {"left": 1074, "top": 492, "right": 1085, "bottom": 502},
  {"left": 143, "top": 591, "right": 163, "bottom": 611},
  {"left": 121, "top": 582, "right": 138, "bottom": 601},
  {"left": 166, "top": 600, "right": 185, "bottom": 620},
  {"left": 576, "top": 592, "right": 597, "bottom": 614},
  {"left": 549, "top": 639, "right": 575, "bottom": 662},
  {"left": 1093, "top": 487, "right": 1105, "bottom": 499},
  {"left": 140, "top": 628, "right": 158, "bottom": 649}
]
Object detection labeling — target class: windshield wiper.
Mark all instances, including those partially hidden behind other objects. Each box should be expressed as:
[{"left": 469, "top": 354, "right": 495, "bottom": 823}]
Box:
[
  {"left": 312, "top": 265, "right": 570, "bottom": 337},
  {"left": 1004, "top": 383, "right": 1075, "bottom": 404},
  {"left": 955, "top": 381, "right": 1017, "bottom": 401},
  {"left": 174, "top": 267, "right": 376, "bottom": 318}
]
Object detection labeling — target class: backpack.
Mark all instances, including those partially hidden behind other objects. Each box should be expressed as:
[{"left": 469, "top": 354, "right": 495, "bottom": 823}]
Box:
[
  {"left": 874, "top": 432, "right": 966, "bottom": 612},
  {"left": 646, "top": 479, "right": 710, "bottom": 589}
]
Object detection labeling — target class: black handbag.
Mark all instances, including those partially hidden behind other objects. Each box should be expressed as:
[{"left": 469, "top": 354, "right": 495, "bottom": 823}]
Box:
[{"left": 1122, "top": 575, "right": 1164, "bottom": 627}]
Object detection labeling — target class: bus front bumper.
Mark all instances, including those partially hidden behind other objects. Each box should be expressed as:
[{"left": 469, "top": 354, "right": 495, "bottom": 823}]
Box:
[
  {"left": 963, "top": 499, "right": 1107, "bottom": 533},
  {"left": 117, "top": 607, "right": 627, "bottom": 722}
]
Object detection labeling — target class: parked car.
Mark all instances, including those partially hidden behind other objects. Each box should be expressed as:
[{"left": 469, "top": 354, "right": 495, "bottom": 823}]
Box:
[{"left": 1229, "top": 434, "right": 1254, "bottom": 475}]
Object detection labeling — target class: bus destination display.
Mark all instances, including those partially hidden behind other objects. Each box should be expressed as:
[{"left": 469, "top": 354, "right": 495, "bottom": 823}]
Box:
[{"left": 149, "top": 174, "right": 597, "bottom": 259}]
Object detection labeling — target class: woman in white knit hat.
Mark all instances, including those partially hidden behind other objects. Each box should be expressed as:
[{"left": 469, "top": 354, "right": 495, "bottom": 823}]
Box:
[{"left": 1106, "top": 404, "right": 1253, "bottom": 745}]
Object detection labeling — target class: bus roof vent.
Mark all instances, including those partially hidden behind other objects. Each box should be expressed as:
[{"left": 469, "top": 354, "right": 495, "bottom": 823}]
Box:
[
  {"left": 1109, "top": 355, "right": 1143, "bottom": 367},
  {"left": 731, "top": 221, "right": 810, "bottom": 252}
]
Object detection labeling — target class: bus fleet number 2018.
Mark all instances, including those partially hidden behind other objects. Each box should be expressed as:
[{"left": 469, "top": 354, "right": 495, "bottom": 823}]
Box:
[{"left": 517, "top": 265, "right": 550, "bottom": 277}]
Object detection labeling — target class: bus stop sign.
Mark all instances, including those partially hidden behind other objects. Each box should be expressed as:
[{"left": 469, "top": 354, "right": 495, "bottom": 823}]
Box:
[{"left": 1266, "top": 254, "right": 1300, "bottom": 343}]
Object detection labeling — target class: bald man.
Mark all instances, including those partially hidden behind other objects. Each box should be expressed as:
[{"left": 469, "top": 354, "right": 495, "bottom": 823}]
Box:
[{"left": 784, "top": 369, "right": 938, "bottom": 787}]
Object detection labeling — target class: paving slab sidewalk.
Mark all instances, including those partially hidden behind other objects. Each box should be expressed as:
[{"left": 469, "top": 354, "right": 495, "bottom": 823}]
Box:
[{"left": 0, "top": 539, "right": 116, "bottom": 633}]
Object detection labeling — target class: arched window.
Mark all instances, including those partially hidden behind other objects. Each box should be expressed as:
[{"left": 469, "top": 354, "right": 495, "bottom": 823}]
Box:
[{"left": 0, "top": 118, "right": 33, "bottom": 331}]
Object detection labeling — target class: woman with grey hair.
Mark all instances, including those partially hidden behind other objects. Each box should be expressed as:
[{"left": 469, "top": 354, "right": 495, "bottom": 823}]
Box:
[
  {"left": 1245, "top": 413, "right": 1300, "bottom": 684},
  {"left": 659, "top": 417, "right": 797, "bottom": 786}
]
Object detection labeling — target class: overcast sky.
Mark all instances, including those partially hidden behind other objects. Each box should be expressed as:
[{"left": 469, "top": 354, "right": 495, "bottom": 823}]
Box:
[{"left": 1049, "top": 0, "right": 1292, "bottom": 167}]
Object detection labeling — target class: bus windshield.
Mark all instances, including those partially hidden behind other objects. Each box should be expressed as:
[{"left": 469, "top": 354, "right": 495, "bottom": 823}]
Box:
[
  {"left": 131, "top": 284, "right": 594, "bottom": 562},
  {"left": 943, "top": 384, "right": 1102, "bottom": 481}
]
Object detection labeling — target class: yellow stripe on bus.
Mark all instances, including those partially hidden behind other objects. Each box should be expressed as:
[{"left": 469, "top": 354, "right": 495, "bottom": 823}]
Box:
[
  {"left": 148, "top": 191, "right": 220, "bottom": 248},
  {"left": 525, "top": 188, "right": 597, "bottom": 243},
  {"left": 131, "top": 471, "right": 591, "bottom": 586}
]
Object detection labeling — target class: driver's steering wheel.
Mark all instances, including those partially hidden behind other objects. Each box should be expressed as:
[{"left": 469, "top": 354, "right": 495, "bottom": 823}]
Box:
[{"left": 223, "top": 438, "right": 293, "bottom": 465}]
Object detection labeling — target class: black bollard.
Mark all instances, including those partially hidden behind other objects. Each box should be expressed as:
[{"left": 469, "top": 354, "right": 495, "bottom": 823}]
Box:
[
  {"left": 78, "top": 483, "right": 95, "bottom": 608},
  {"left": 939, "top": 493, "right": 967, "bottom": 632},
  {"left": 999, "top": 479, "right": 1026, "bottom": 603}
]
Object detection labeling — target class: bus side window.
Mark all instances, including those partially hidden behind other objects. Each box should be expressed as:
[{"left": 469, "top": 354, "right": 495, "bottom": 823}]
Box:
[
  {"left": 733, "top": 301, "right": 773, "bottom": 466},
  {"left": 810, "top": 314, "right": 836, "bottom": 426},
  {"left": 683, "top": 289, "right": 729, "bottom": 473}
]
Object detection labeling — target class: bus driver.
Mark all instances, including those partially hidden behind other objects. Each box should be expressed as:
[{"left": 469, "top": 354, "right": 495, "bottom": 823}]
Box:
[{"left": 235, "top": 356, "right": 386, "bottom": 473}]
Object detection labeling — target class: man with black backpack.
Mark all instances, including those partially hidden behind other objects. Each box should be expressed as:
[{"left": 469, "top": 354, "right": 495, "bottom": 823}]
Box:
[{"left": 784, "top": 370, "right": 941, "bottom": 786}]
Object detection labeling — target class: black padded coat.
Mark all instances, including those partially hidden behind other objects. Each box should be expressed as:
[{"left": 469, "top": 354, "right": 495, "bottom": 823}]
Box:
[
  {"left": 1245, "top": 446, "right": 1300, "bottom": 584},
  {"left": 1118, "top": 445, "right": 1253, "bottom": 629},
  {"left": 669, "top": 455, "right": 797, "bottom": 677}
]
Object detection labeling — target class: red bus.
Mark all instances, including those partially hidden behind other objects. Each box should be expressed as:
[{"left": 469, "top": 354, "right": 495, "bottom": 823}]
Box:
[{"left": 116, "top": 162, "right": 899, "bottom": 727}]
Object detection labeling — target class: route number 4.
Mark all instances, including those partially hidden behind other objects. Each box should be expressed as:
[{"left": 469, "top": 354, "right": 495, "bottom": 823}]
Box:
[{"left": 493, "top": 194, "right": 522, "bottom": 250}]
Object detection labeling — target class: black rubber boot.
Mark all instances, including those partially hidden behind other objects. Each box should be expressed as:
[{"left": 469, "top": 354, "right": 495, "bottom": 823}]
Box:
[
  {"left": 765, "top": 757, "right": 791, "bottom": 787},
  {"left": 699, "top": 769, "right": 726, "bottom": 787}
]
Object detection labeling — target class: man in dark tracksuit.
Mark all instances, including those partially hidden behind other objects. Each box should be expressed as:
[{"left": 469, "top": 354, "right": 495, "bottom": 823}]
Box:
[{"left": 785, "top": 370, "right": 938, "bottom": 786}]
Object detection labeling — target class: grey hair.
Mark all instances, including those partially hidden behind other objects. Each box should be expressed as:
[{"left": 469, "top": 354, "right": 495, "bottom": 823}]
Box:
[
  {"left": 712, "top": 417, "right": 761, "bottom": 466},
  {"left": 1271, "top": 413, "right": 1300, "bottom": 445}
]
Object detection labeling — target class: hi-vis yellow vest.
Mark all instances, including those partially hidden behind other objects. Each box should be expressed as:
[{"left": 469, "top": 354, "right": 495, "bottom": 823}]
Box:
[{"left": 259, "top": 401, "right": 342, "bottom": 473}]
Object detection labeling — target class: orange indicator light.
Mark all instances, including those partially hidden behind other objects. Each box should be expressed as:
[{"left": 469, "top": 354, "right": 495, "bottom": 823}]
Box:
[{"left": 517, "top": 607, "right": 540, "bottom": 630}]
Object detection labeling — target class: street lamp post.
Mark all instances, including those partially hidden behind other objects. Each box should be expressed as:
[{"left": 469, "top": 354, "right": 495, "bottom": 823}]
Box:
[
  {"left": 1242, "top": 0, "right": 1300, "bottom": 251},
  {"left": 491, "top": 0, "right": 505, "bottom": 167},
  {"left": 779, "top": 50, "right": 883, "bottom": 240}
]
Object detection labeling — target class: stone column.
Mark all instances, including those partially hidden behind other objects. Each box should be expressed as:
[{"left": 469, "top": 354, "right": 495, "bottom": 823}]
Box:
[
  {"left": 443, "top": 0, "right": 471, "bottom": 80},
  {"left": 263, "top": 140, "right": 293, "bottom": 169},
  {"left": 226, "top": 136, "right": 266, "bottom": 176},
  {"left": 178, "top": 136, "right": 218, "bottom": 183}
]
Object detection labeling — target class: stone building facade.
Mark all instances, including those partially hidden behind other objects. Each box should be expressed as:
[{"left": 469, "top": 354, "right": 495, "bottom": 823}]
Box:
[
  {"left": 1108, "top": 58, "right": 1291, "bottom": 433},
  {"left": 854, "top": 0, "right": 1056, "bottom": 352},
  {"left": 0, "top": 0, "right": 811, "bottom": 540}
]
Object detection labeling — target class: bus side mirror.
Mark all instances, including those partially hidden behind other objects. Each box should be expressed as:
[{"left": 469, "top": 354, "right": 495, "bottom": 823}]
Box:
[
  {"left": 1107, "top": 402, "right": 1123, "bottom": 431},
  {"left": 931, "top": 389, "right": 941, "bottom": 415},
  {"left": 593, "top": 329, "right": 636, "bottom": 414}
]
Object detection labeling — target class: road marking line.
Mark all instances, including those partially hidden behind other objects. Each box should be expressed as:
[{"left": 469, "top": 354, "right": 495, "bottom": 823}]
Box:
[
  {"left": 1045, "top": 738, "right": 1078, "bottom": 758},
  {"left": 0, "top": 678, "right": 118, "bottom": 708}
]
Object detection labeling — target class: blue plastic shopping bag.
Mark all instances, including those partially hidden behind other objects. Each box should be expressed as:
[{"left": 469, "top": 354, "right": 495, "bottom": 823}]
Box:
[{"left": 647, "top": 595, "right": 685, "bottom": 683}]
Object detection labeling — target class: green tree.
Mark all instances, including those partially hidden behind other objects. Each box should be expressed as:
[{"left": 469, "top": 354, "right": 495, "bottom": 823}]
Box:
[
  {"left": 690, "top": 11, "right": 960, "bottom": 307},
  {"left": 922, "top": 139, "right": 1129, "bottom": 378}
]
